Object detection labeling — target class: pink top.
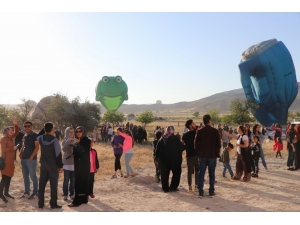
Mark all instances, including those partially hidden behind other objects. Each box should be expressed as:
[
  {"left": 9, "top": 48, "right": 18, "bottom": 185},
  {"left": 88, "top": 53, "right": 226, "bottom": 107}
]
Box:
[
  {"left": 90, "top": 149, "right": 97, "bottom": 173},
  {"left": 119, "top": 132, "right": 133, "bottom": 153}
]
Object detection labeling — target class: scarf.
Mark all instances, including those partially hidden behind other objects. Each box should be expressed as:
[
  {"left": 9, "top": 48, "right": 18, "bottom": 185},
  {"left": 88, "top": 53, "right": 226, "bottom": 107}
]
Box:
[{"left": 162, "top": 126, "right": 175, "bottom": 144}]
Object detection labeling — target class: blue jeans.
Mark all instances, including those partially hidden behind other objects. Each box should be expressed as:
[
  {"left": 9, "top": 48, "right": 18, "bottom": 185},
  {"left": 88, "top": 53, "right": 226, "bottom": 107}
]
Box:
[
  {"left": 222, "top": 163, "right": 233, "bottom": 177},
  {"left": 63, "top": 169, "right": 75, "bottom": 196},
  {"left": 198, "top": 158, "right": 216, "bottom": 195},
  {"left": 124, "top": 152, "right": 134, "bottom": 175},
  {"left": 260, "top": 147, "right": 267, "bottom": 168},
  {"left": 21, "top": 159, "right": 38, "bottom": 194}
]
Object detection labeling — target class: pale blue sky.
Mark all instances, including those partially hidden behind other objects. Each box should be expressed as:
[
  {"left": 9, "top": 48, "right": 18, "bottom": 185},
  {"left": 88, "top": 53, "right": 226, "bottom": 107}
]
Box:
[{"left": 0, "top": 12, "right": 299, "bottom": 105}]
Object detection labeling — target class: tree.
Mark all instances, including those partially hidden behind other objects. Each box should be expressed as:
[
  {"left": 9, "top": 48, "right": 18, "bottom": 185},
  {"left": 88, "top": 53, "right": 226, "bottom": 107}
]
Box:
[
  {"left": 31, "top": 94, "right": 101, "bottom": 133},
  {"left": 127, "top": 113, "right": 135, "bottom": 119},
  {"left": 17, "top": 98, "right": 37, "bottom": 124},
  {"left": 136, "top": 110, "right": 155, "bottom": 128},
  {"left": 205, "top": 108, "right": 221, "bottom": 124},
  {"left": 192, "top": 111, "right": 200, "bottom": 118},
  {"left": 221, "top": 114, "right": 233, "bottom": 125},
  {"left": 102, "top": 111, "right": 125, "bottom": 129},
  {"left": 229, "top": 99, "right": 255, "bottom": 125}
]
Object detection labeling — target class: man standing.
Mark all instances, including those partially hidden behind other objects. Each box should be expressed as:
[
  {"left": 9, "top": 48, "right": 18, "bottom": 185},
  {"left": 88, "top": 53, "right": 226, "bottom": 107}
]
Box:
[
  {"left": 37, "top": 122, "right": 63, "bottom": 209},
  {"left": 19, "top": 121, "right": 39, "bottom": 199},
  {"left": 182, "top": 120, "right": 198, "bottom": 192},
  {"left": 195, "top": 115, "right": 221, "bottom": 198}
]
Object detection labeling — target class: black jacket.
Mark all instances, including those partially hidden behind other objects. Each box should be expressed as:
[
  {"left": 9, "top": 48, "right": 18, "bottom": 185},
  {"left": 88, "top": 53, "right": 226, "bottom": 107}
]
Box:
[{"left": 155, "top": 135, "right": 185, "bottom": 169}]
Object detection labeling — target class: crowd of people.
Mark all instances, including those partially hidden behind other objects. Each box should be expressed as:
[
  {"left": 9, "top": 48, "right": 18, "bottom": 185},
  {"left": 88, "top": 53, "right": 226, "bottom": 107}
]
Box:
[
  {"left": 1, "top": 116, "right": 300, "bottom": 208},
  {"left": 153, "top": 117, "right": 300, "bottom": 198},
  {"left": 0, "top": 120, "right": 100, "bottom": 209},
  {"left": 94, "top": 122, "right": 148, "bottom": 145}
]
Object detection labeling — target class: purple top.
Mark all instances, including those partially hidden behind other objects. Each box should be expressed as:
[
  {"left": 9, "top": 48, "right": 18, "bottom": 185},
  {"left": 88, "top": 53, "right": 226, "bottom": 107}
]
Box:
[{"left": 111, "top": 135, "right": 125, "bottom": 154}]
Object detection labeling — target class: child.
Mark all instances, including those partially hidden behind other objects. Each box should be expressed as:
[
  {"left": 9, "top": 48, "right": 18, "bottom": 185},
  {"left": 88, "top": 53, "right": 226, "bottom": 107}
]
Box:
[
  {"left": 153, "top": 131, "right": 162, "bottom": 183},
  {"left": 219, "top": 142, "right": 234, "bottom": 178},
  {"left": 89, "top": 138, "right": 99, "bottom": 198},
  {"left": 250, "top": 135, "right": 261, "bottom": 177},
  {"left": 273, "top": 137, "right": 283, "bottom": 159}
]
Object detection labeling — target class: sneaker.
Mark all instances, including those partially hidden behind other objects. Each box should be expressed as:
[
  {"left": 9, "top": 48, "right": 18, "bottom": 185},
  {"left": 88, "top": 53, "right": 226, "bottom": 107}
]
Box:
[
  {"left": 4, "top": 194, "right": 14, "bottom": 199},
  {"left": 20, "top": 192, "right": 30, "bottom": 199},
  {"left": 0, "top": 196, "right": 8, "bottom": 203},
  {"left": 28, "top": 193, "right": 36, "bottom": 200},
  {"left": 194, "top": 185, "right": 198, "bottom": 192},
  {"left": 63, "top": 195, "right": 68, "bottom": 200},
  {"left": 50, "top": 205, "right": 62, "bottom": 209},
  {"left": 111, "top": 174, "right": 117, "bottom": 179},
  {"left": 119, "top": 173, "right": 124, "bottom": 177},
  {"left": 70, "top": 195, "right": 75, "bottom": 200},
  {"left": 188, "top": 186, "right": 193, "bottom": 192},
  {"left": 198, "top": 193, "right": 203, "bottom": 199},
  {"left": 89, "top": 194, "right": 95, "bottom": 198},
  {"left": 209, "top": 192, "right": 216, "bottom": 198}
]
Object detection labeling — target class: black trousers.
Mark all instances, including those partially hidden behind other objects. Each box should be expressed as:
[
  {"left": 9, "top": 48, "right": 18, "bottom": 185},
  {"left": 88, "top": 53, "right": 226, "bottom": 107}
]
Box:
[
  {"left": 276, "top": 151, "right": 282, "bottom": 158},
  {"left": 295, "top": 142, "right": 300, "bottom": 170},
  {"left": 38, "top": 167, "right": 58, "bottom": 208},
  {"left": 0, "top": 175, "right": 12, "bottom": 197},
  {"left": 114, "top": 154, "right": 122, "bottom": 171},
  {"left": 241, "top": 150, "right": 252, "bottom": 173},
  {"left": 160, "top": 164, "right": 182, "bottom": 192},
  {"left": 89, "top": 173, "right": 95, "bottom": 195}
]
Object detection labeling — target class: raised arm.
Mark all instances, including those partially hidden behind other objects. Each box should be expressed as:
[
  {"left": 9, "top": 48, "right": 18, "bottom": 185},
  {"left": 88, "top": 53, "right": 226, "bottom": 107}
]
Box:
[{"left": 222, "top": 130, "right": 238, "bottom": 139}]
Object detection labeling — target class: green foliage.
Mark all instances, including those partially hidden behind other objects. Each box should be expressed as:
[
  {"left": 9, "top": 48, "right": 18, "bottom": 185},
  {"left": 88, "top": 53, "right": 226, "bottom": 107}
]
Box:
[
  {"left": 221, "top": 114, "right": 233, "bottom": 125},
  {"left": 102, "top": 111, "right": 125, "bottom": 128},
  {"left": 136, "top": 110, "right": 155, "bottom": 128},
  {"left": 127, "top": 113, "right": 135, "bottom": 118},
  {"left": 192, "top": 111, "right": 200, "bottom": 118},
  {"left": 205, "top": 108, "right": 221, "bottom": 124},
  {"left": 33, "top": 94, "right": 101, "bottom": 132},
  {"left": 229, "top": 99, "right": 255, "bottom": 125},
  {"left": 17, "top": 98, "right": 36, "bottom": 124}
]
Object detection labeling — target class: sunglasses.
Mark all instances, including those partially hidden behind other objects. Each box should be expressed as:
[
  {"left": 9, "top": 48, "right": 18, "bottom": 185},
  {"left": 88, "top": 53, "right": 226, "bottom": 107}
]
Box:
[
  {"left": 24, "top": 125, "right": 31, "bottom": 128},
  {"left": 76, "top": 130, "right": 82, "bottom": 133}
]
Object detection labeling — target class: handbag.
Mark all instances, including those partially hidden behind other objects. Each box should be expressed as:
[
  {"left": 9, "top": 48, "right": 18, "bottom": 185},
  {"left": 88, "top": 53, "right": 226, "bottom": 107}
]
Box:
[
  {"left": 0, "top": 156, "right": 5, "bottom": 170},
  {"left": 0, "top": 137, "right": 9, "bottom": 170}
]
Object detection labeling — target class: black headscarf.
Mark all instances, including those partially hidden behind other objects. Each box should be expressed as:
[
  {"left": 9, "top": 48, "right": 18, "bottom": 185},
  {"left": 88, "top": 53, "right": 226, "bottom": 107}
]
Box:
[{"left": 75, "top": 126, "right": 86, "bottom": 139}]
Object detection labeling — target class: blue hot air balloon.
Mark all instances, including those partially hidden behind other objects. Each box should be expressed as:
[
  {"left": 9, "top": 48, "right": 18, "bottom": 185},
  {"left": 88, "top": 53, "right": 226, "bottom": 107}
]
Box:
[{"left": 238, "top": 39, "right": 298, "bottom": 126}]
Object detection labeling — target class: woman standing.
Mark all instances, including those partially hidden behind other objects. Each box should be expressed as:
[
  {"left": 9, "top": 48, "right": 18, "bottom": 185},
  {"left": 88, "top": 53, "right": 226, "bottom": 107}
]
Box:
[
  {"left": 118, "top": 129, "right": 135, "bottom": 178},
  {"left": 155, "top": 126, "right": 185, "bottom": 192},
  {"left": 252, "top": 124, "right": 268, "bottom": 171},
  {"left": 62, "top": 127, "right": 75, "bottom": 200},
  {"left": 286, "top": 124, "right": 296, "bottom": 170},
  {"left": 0, "top": 119, "right": 19, "bottom": 203},
  {"left": 223, "top": 125, "right": 252, "bottom": 182},
  {"left": 68, "top": 126, "right": 91, "bottom": 207},
  {"left": 110, "top": 128, "right": 125, "bottom": 178}
]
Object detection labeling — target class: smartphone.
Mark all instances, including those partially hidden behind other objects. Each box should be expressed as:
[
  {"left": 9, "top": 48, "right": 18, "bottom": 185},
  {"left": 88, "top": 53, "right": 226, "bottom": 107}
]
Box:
[{"left": 65, "top": 154, "right": 73, "bottom": 160}]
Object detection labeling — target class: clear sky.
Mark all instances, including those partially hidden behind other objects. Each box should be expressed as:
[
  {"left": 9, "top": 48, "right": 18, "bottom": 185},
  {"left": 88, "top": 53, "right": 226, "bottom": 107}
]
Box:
[{"left": 0, "top": 4, "right": 300, "bottom": 105}]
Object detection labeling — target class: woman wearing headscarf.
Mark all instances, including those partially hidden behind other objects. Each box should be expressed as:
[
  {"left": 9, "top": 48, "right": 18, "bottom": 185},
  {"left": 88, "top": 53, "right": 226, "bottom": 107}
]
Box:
[
  {"left": 223, "top": 125, "right": 252, "bottom": 182},
  {"left": 0, "top": 119, "right": 19, "bottom": 203},
  {"left": 61, "top": 127, "right": 75, "bottom": 200},
  {"left": 155, "top": 126, "right": 185, "bottom": 192},
  {"left": 68, "top": 126, "right": 91, "bottom": 207}
]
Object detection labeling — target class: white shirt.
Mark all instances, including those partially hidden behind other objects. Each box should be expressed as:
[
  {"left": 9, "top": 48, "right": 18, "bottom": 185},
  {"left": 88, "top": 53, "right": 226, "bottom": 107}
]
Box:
[{"left": 236, "top": 135, "right": 248, "bottom": 154}]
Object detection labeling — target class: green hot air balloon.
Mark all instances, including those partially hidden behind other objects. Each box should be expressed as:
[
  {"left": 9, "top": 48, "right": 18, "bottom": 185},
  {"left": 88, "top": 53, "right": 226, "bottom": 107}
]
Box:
[{"left": 95, "top": 75, "right": 128, "bottom": 111}]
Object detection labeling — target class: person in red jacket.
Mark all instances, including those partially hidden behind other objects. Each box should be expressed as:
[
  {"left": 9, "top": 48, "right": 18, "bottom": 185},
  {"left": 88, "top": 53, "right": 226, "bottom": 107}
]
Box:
[
  {"left": 194, "top": 114, "right": 221, "bottom": 198},
  {"left": 89, "top": 138, "right": 99, "bottom": 198},
  {"left": 273, "top": 137, "right": 283, "bottom": 159}
]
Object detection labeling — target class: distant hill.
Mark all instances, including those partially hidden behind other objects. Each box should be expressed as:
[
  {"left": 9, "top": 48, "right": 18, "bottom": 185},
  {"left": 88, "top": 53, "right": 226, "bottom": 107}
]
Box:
[
  {"left": 4, "top": 83, "right": 300, "bottom": 117},
  {"left": 116, "top": 82, "right": 300, "bottom": 116}
]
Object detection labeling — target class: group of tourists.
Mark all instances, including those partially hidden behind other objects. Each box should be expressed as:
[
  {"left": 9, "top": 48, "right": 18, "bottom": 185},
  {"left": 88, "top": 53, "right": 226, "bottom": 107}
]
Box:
[
  {"left": 153, "top": 116, "right": 300, "bottom": 198},
  {"left": 0, "top": 120, "right": 99, "bottom": 209}
]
